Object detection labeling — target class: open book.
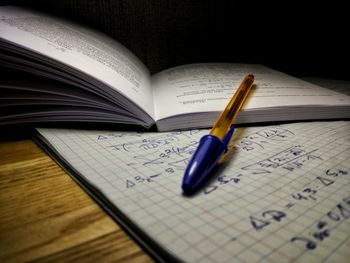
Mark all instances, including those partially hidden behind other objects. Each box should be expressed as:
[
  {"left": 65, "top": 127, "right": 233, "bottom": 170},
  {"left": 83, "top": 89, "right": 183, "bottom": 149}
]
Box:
[{"left": 1, "top": 6, "right": 349, "bottom": 131}]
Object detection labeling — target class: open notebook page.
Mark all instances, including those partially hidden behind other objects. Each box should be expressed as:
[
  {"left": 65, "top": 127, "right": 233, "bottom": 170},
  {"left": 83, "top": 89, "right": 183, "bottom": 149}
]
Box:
[{"left": 36, "top": 121, "right": 350, "bottom": 263}]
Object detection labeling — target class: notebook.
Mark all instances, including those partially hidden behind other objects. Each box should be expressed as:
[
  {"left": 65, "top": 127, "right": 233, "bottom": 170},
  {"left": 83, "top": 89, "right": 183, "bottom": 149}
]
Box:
[{"left": 34, "top": 121, "right": 350, "bottom": 262}]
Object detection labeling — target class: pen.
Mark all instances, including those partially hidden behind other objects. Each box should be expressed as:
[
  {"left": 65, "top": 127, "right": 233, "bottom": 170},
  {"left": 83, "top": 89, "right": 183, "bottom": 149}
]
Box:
[{"left": 182, "top": 74, "right": 254, "bottom": 195}]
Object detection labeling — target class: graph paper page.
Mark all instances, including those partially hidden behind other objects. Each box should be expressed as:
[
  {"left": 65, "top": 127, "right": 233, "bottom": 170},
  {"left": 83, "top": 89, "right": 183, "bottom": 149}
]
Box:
[{"left": 37, "top": 121, "right": 350, "bottom": 263}]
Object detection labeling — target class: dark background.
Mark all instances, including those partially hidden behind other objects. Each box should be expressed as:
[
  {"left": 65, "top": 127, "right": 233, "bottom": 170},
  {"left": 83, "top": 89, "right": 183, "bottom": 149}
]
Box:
[{"left": 2, "top": 0, "right": 349, "bottom": 79}]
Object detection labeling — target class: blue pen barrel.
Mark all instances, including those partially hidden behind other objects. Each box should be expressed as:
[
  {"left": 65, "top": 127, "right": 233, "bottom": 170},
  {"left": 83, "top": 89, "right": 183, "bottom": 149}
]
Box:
[{"left": 182, "top": 135, "right": 227, "bottom": 195}]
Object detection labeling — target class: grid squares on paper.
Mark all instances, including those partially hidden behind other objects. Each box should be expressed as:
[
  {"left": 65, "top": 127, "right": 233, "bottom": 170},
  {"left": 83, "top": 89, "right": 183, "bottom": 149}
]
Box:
[
  {"left": 37, "top": 121, "right": 350, "bottom": 263},
  {"left": 208, "top": 248, "right": 233, "bottom": 263},
  {"left": 183, "top": 230, "right": 205, "bottom": 246},
  {"left": 196, "top": 238, "right": 218, "bottom": 257},
  {"left": 328, "top": 233, "right": 350, "bottom": 262}
]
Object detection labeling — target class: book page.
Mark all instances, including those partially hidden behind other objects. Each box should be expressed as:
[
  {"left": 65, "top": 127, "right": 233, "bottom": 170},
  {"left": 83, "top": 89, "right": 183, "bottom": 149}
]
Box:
[
  {"left": 303, "top": 77, "right": 350, "bottom": 96},
  {"left": 37, "top": 121, "right": 350, "bottom": 262},
  {"left": 151, "top": 63, "right": 350, "bottom": 121},
  {"left": 0, "top": 6, "right": 154, "bottom": 118}
]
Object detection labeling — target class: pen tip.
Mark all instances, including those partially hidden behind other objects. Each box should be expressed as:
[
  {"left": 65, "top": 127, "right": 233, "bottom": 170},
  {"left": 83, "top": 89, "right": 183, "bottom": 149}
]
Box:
[{"left": 182, "top": 183, "right": 194, "bottom": 196}]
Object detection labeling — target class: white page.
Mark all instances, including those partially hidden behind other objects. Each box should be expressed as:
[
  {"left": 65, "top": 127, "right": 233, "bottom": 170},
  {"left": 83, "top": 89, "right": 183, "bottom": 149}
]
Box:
[
  {"left": 0, "top": 6, "right": 155, "bottom": 119},
  {"left": 151, "top": 63, "right": 350, "bottom": 121},
  {"left": 303, "top": 77, "right": 350, "bottom": 96},
  {"left": 37, "top": 121, "right": 350, "bottom": 262}
]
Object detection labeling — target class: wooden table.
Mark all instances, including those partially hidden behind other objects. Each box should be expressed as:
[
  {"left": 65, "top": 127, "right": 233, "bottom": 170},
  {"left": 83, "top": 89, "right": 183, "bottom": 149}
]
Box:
[{"left": 0, "top": 135, "right": 154, "bottom": 262}]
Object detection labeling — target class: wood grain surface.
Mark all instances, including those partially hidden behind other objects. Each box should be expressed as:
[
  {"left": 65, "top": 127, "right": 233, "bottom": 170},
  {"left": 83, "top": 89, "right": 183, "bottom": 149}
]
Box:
[{"left": 0, "top": 138, "right": 154, "bottom": 263}]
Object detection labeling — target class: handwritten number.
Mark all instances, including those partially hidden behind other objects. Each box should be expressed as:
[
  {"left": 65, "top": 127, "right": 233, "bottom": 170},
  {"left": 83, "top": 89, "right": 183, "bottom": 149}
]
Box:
[
  {"left": 336, "top": 203, "right": 350, "bottom": 219},
  {"left": 326, "top": 169, "right": 338, "bottom": 177},
  {"left": 292, "top": 188, "right": 317, "bottom": 201},
  {"left": 165, "top": 168, "right": 175, "bottom": 173},
  {"left": 262, "top": 210, "right": 286, "bottom": 222},
  {"left": 291, "top": 237, "right": 317, "bottom": 250},
  {"left": 292, "top": 193, "right": 308, "bottom": 200},
  {"left": 313, "top": 230, "right": 330, "bottom": 241},
  {"left": 326, "top": 169, "right": 348, "bottom": 177}
]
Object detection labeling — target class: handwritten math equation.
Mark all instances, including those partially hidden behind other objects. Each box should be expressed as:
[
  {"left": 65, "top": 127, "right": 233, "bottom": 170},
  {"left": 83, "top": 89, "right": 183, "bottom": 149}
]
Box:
[
  {"left": 95, "top": 126, "right": 329, "bottom": 193},
  {"left": 235, "top": 126, "right": 294, "bottom": 152},
  {"left": 95, "top": 122, "right": 350, "bottom": 254},
  {"left": 248, "top": 167, "right": 348, "bottom": 251},
  {"left": 97, "top": 129, "right": 202, "bottom": 188}
]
